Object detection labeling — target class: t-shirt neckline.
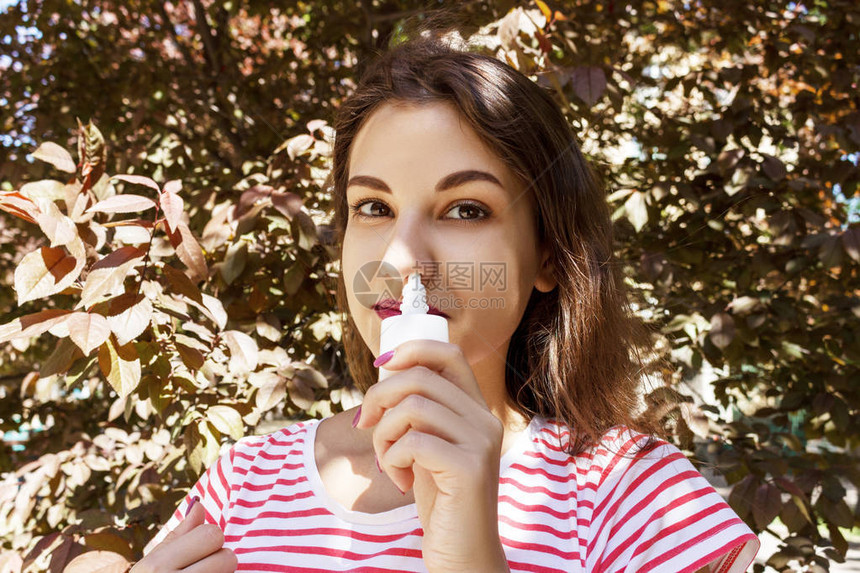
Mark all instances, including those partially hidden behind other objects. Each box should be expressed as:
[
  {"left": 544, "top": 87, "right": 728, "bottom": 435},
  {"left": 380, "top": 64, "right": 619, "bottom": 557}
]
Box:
[{"left": 302, "top": 414, "right": 543, "bottom": 526}]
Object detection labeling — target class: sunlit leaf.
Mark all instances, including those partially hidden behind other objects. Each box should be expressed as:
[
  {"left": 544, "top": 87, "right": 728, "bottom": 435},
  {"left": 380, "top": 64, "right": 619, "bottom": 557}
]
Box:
[
  {"left": 31, "top": 141, "right": 76, "bottom": 173},
  {"left": 63, "top": 550, "right": 130, "bottom": 573},
  {"left": 535, "top": 0, "right": 552, "bottom": 22},
  {"left": 21, "top": 179, "right": 66, "bottom": 201},
  {"left": 0, "top": 191, "right": 40, "bottom": 223},
  {"left": 207, "top": 405, "right": 244, "bottom": 440},
  {"left": 98, "top": 336, "right": 141, "bottom": 398},
  {"left": 222, "top": 330, "right": 258, "bottom": 375},
  {"left": 14, "top": 244, "right": 84, "bottom": 305},
  {"left": 67, "top": 312, "right": 111, "bottom": 355},
  {"left": 106, "top": 293, "right": 153, "bottom": 346},
  {"left": 160, "top": 189, "right": 184, "bottom": 233},
  {"left": 201, "top": 293, "right": 228, "bottom": 330},
  {"left": 112, "top": 174, "right": 160, "bottom": 192},
  {"left": 87, "top": 194, "right": 157, "bottom": 214},
  {"left": 168, "top": 223, "right": 208, "bottom": 283},
  {"left": 624, "top": 191, "right": 648, "bottom": 232},
  {"left": 34, "top": 198, "right": 78, "bottom": 247},
  {"left": 79, "top": 246, "right": 146, "bottom": 308},
  {"left": 0, "top": 309, "right": 71, "bottom": 343}
]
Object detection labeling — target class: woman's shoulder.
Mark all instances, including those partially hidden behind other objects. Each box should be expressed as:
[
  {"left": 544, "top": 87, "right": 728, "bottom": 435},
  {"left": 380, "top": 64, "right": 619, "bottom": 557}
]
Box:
[
  {"left": 523, "top": 418, "right": 686, "bottom": 484},
  {"left": 224, "top": 418, "right": 320, "bottom": 468}
]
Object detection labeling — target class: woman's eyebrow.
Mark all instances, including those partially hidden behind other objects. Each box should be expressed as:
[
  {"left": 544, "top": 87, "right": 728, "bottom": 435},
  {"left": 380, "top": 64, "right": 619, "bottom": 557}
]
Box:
[{"left": 347, "top": 170, "right": 505, "bottom": 193}]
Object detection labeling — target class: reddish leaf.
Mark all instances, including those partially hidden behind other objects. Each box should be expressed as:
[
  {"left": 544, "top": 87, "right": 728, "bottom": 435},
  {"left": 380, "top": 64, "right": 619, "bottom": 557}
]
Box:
[
  {"left": 569, "top": 66, "right": 607, "bottom": 106},
  {"left": 80, "top": 246, "right": 146, "bottom": 308},
  {"left": 66, "top": 312, "right": 111, "bottom": 355},
  {"left": 0, "top": 191, "right": 40, "bottom": 223},
  {"left": 176, "top": 341, "right": 205, "bottom": 370},
  {"left": 168, "top": 223, "right": 208, "bottom": 283},
  {"left": 30, "top": 142, "right": 76, "bottom": 173},
  {"left": 14, "top": 245, "right": 84, "bottom": 305},
  {"left": 762, "top": 154, "right": 787, "bottom": 181},
  {"left": 87, "top": 194, "right": 157, "bottom": 214},
  {"left": 842, "top": 227, "right": 860, "bottom": 263},
  {"left": 270, "top": 191, "right": 304, "bottom": 220},
  {"left": 161, "top": 264, "right": 203, "bottom": 304},
  {"left": 112, "top": 174, "right": 160, "bottom": 192},
  {"left": 98, "top": 336, "right": 141, "bottom": 398},
  {"left": 48, "top": 533, "right": 83, "bottom": 573},
  {"left": 752, "top": 483, "right": 782, "bottom": 529},
  {"left": 160, "top": 190, "right": 184, "bottom": 233},
  {"left": 0, "top": 309, "right": 71, "bottom": 343},
  {"left": 709, "top": 312, "right": 735, "bottom": 350}
]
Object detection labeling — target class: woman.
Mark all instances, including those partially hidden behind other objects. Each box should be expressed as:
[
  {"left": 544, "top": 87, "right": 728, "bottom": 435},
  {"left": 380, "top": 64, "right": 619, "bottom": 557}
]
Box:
[{"left": 135, "top": 34, "right": 759, "bottom": 572}]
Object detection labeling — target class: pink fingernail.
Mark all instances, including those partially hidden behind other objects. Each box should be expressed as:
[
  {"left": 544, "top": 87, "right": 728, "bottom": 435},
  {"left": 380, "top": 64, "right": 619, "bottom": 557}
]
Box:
[
  {"left": 375, "top": 455, "right": 382, "bottom": 473},
  {"left": 185, "top": 495, "right": 199, "bottom": 516},
  {"left": 373, "top": 350, "right": 395, "bottom": 368},
  {"left": 352, "top": 406, "right": 362, "bottom": 428}
]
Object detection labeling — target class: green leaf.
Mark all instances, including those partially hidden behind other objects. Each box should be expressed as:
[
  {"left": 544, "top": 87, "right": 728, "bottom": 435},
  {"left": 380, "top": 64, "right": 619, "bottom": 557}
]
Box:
[{"left": 207, "top": 405, "right": 244, "bottom": 440}]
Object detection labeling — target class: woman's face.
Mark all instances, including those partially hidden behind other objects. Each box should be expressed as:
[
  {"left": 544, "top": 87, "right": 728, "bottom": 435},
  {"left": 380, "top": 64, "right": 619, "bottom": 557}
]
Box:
[{"left": 342, "top": 101, "right": 555, "bottom": 370}]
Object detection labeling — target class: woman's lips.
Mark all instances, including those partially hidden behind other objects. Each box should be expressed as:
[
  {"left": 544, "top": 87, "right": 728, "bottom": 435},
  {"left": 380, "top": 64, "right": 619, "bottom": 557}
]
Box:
[{"left": 373, "top": 298, "right": 450, "bottom": 319}]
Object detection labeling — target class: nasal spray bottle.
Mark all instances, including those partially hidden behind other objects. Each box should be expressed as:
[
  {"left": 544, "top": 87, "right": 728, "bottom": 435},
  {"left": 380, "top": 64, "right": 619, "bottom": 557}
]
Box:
[{"left": 378, "top": 271, "right": 448, "bottom": 380}]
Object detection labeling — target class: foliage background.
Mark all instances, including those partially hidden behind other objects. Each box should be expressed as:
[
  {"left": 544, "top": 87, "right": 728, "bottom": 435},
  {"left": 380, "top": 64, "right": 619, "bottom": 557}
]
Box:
[{"left": 0, "top": 0, "right": 858, "bottom": 571}]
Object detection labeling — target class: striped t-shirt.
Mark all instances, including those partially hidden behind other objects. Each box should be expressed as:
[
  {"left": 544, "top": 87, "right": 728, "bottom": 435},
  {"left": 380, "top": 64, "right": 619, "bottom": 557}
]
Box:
[{"left": 148, "top": 416, "right": 759, "bottom": 572}]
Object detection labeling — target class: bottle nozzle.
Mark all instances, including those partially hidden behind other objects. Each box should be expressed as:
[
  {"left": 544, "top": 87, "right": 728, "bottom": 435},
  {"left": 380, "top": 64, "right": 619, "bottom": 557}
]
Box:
[{"left": 400, "top": 271, "right": 429, "bottom": 315}]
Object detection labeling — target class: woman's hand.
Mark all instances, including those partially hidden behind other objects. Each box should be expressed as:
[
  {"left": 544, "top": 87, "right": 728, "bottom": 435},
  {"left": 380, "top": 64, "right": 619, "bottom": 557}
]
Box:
[
  {"left": 131, "top": 499, "right": 237, "bottom": 573},
  {"left": 355, "top": 339, "right": 510, "bottom": 573}
]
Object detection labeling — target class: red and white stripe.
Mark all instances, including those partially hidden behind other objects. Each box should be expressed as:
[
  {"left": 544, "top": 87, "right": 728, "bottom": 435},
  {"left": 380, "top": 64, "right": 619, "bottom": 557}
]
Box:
[{"left": 148, "top": 418, "right": 759, "bottom": 572}]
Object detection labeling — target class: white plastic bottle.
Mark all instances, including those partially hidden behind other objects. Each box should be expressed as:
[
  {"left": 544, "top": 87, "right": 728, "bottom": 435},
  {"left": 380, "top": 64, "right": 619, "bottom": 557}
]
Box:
[{"left": 378, "top": 271, "right": 449, "bottom": 380}]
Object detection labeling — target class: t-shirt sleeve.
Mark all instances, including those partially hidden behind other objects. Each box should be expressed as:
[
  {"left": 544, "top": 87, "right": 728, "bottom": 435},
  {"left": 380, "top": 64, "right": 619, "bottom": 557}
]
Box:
[
  {"left": 587, "top": 437, "right": 760, "bottom": 573},
  {"left": 143, "top": 439, "right": 244, "bottom": 556}
]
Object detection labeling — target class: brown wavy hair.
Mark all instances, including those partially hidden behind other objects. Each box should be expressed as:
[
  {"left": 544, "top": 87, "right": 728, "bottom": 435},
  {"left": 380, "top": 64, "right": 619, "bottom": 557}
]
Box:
[{"left": 328, "top": 32, "right": 658, "bottom": 455}]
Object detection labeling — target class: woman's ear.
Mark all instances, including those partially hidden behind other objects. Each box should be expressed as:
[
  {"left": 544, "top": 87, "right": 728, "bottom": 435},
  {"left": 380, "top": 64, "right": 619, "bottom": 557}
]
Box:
[{"left": 534, "top": 245, "right": 557, "bottom": 293}]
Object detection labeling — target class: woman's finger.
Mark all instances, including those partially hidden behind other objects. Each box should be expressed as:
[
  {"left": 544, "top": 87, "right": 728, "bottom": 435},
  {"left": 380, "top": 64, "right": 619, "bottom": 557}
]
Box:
[
  {"left": 181, "top": 547, "right": 239, "bottom": 573},
  {"left": 373, "top": 394, "right": 474, "bottom": 486},
  {"left": 375, "top": 340, "right": 484, "bottom": 403},
  {"left": 381, "top": 430, "right": 474, "bottom": 493},
  {"left": 358, "top": 365, "right": 475, "bottom": 428},
  {"left": 150, "top": 523, "right": 226, "bottom": 571},
  {"left": 164, "top": 496, "right": 203, "bottom": 542}
]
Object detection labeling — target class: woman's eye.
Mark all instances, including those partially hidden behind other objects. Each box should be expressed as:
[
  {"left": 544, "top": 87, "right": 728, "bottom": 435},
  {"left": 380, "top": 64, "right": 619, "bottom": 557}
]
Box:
[
  {"left": 445, "top": 202, "right": 489, "bottom": 221},
  {"left": 349, "top": 199, "right": 490, "bottom": 222},
  {"left": 351, "top": 200, "right": 390, "bottom": 218}
]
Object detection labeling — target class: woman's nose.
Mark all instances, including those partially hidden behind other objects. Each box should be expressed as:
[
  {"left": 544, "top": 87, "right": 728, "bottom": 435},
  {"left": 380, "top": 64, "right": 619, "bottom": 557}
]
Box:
[{"left": 379, "top": 216, "right": 434, "bottom": 287}]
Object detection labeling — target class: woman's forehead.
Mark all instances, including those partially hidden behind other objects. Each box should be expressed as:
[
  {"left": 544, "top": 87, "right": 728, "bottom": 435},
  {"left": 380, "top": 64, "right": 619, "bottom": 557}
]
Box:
[{"left": 348, "top": 101, "right": 524, "bottom": 196}]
